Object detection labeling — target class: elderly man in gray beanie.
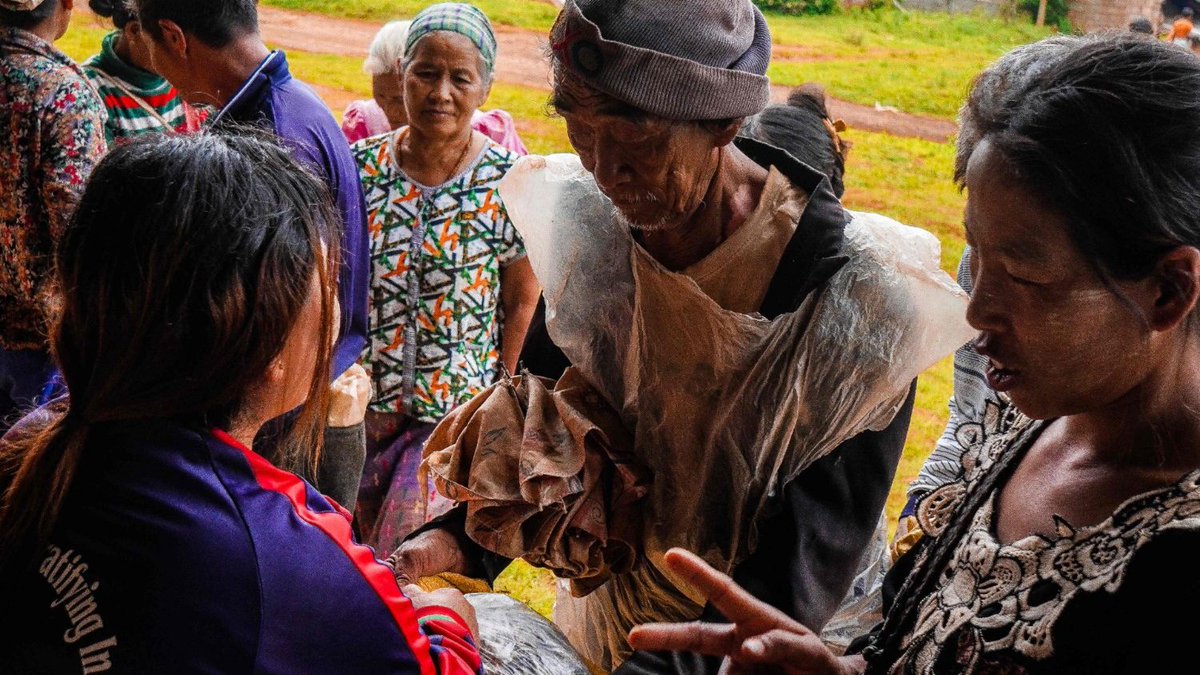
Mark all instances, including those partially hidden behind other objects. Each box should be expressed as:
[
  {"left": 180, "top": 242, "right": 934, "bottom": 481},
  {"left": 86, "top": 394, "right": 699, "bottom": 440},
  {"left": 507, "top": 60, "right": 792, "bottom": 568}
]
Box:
[{"left": 394, "top": 0, "right": 920, "bottom": 671}]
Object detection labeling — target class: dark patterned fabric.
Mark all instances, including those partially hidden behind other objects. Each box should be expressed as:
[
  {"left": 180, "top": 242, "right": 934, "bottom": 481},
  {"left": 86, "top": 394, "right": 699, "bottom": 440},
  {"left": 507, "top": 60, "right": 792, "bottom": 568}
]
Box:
[
  {"left": 354, "top": 131, "right": 525, "bottom": 422},
  {"left": 356, "top": 411, "right": 453, "bottom": 554},
  {"left": 0, "top": 27, "right": 106, "bottom": 350},
  {"left": 878, "top": 403, "right": 1200, "bottom": 674}
]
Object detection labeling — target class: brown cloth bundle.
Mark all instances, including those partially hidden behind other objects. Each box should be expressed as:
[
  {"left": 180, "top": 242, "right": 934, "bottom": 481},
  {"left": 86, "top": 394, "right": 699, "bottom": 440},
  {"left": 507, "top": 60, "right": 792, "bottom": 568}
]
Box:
[{"left": 421, "top": 367, "right": 649, "bottom": 595}]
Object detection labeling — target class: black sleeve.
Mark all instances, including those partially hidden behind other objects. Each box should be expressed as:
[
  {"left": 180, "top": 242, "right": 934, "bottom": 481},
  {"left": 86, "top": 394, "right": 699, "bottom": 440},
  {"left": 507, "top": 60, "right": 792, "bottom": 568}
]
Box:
[
  {"left": 519, "top": 297, "right": 572, "bottom": 380},
  {"left": 618, "top": 383, "right": 916, "bottom": 675}
]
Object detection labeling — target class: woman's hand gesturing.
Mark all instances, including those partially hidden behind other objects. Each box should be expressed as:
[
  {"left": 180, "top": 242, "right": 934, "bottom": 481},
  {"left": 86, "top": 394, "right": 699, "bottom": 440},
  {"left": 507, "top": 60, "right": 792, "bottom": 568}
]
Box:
[{"left": 628, "top": 548, "right": 865, "bottom": 675}]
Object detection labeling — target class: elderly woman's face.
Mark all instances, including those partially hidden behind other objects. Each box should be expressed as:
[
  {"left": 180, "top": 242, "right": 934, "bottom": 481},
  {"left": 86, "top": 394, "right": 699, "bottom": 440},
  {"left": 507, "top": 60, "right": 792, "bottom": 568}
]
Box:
[
  {"left": 555, "top": 75, "right": 724, "bottom": 231},
  {"left": 964, "top": 139, "right": 1158, "bottom": 420},
  {"left": 402, "top": 32, "right": 490, "bottom": 139},
  {"left": 372, "top": 73, "right": 407, "bottom": 129}
]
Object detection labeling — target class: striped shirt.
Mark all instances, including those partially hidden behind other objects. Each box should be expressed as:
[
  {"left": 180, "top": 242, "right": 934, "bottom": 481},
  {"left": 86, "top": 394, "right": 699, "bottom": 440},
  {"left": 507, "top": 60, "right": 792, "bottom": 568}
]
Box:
[{"left": 81, "top": 31, "right": 205, "bottom": 144}]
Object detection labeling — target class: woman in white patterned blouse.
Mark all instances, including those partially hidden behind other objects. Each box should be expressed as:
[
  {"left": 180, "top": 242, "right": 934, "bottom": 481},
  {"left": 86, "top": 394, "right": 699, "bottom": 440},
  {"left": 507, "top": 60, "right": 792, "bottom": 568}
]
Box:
[{"left": 350, "top": 3, "right": 540, "bottom": 554}]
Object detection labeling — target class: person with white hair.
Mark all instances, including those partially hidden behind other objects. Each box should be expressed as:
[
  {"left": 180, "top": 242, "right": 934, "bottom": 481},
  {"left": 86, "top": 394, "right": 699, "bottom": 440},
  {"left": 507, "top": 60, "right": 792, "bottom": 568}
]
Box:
[{"left": 342, "top": 17, "right": 527, "bottom": 154}]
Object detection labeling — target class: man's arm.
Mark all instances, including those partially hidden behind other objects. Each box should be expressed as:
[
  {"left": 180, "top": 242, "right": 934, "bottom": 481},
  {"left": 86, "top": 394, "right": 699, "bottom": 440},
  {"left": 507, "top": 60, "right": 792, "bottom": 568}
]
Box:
[{"left": 499, "top": 258, "right": 540, "bottom": 375}]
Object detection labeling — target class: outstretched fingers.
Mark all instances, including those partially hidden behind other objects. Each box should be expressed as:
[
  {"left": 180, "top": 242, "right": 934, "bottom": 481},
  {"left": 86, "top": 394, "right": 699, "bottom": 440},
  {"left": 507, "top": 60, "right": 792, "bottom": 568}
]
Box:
[
  {"left": 662, "top": 548, "right": 806, "bottom": 632},
  {"left": 628, "top": 621, "right": 740, "bottom": 656},
  {"left": 727, "top": 630, "right": 849, "bottom": 675}
]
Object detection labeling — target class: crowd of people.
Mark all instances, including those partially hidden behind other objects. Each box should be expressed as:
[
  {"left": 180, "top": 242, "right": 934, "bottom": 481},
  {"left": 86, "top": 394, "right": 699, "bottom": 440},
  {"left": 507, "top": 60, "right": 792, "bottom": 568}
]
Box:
[{"left": 2, "top": 0, "right": 1198, "bottom": 673}]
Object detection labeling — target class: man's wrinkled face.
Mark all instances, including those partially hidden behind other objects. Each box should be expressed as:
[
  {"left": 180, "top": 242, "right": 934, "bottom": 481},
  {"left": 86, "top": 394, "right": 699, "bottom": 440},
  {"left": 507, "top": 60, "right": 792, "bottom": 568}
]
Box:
[{"left": 554, "top": 73, "right": 721, "bottom": 231}]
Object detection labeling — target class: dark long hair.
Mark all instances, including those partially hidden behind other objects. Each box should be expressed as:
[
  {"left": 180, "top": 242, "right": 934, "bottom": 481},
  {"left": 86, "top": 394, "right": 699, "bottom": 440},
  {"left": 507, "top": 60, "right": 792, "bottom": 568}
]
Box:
[
  {"left": 0, "top": 131, "right": 339, "bottom": 570},
  {"left": 89, "top": 0, "right": 137, "bottom": 29},
  {"left": 956, "top": 33, "right": 1200, "bottom": 283},
  {"left": 740, "top": 84, "right": 851, "bottom": 198}
]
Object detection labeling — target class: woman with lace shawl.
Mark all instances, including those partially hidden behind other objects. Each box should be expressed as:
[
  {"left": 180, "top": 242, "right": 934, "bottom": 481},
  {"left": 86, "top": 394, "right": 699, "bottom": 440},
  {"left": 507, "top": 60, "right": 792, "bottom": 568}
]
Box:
[{"left": 630, "top": 33, "right": 1200, "bottom": 675}]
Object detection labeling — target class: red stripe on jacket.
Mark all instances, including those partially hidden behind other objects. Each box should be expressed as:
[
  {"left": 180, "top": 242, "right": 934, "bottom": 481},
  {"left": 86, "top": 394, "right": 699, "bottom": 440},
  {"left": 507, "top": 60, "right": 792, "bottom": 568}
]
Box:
[
  {"left": 102, "top": 91, "right": 181, "bottom": 110},
  {"left": 211, "top": 429, "right": 479, "bottom": 675}
]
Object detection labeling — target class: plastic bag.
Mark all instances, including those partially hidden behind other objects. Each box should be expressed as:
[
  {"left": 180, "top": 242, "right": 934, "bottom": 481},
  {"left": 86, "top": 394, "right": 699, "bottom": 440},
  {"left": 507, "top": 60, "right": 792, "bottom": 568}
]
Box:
[
  {"left": 466, "top": 592, "right": 595, "bottom": 675},
  {"left": 434, "top": 154, "right": 974, "bottom": 669}
]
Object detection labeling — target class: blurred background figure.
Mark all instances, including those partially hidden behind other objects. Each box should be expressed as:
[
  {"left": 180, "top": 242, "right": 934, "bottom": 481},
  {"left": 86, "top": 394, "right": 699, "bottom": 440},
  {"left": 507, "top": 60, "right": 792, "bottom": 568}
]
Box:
[
  {"left": 342, "top": 16, "right": 527, "bottom": 154},
  {"left": 82, "top": 0, "right": 205, "bottom": 143},
  {"left": 1129, "top": 15, "right": 1155, "bottom": 34},
  {"left": 1168, "top": 6, "right": 1196, "bottom": 48},
  {"left": 342, "top": 19, "right": 410, "bottom": 142}
]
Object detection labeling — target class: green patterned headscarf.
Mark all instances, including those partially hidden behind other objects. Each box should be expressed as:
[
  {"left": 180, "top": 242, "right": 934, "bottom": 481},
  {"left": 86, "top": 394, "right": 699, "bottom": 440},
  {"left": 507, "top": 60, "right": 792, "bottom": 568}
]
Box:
[{"left": 405, "top": 3, "right": 497, "bottom": 75}]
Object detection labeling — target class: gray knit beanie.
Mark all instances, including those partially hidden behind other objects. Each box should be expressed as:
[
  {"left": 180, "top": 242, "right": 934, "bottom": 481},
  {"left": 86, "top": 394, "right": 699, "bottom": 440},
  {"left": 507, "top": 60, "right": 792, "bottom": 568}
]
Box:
[{"left": 550, "top": 0, "right": 772, "bottom": 121}]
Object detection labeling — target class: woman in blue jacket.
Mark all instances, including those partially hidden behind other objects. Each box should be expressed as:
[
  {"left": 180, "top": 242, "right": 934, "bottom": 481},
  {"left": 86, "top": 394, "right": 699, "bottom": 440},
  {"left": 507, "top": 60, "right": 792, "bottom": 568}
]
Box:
[{"left": 0, "top": 131, "right": 482, "bottom": 674}]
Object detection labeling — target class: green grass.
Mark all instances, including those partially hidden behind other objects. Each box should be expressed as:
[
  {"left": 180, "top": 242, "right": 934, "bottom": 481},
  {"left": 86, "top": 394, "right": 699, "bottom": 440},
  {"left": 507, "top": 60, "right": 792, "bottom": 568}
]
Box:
[
  {"left": 59, "top": 15, "right": 111, "bottom": 62},
  {"left": 770, "top": 57, "right": 983, "bottom": 121},
  {"left": 764, "top": 9, "right": 1051, "bottom": 118},
  {"left": 495, "top": 559, "right": 558, "bottom": 618},
  {"left": 764, "top": 8, "right": 1049, "bottom": 59},
  {"left": 260, "top": 1, "right": 1051, "bottom": 119},
  {"left": 263, "top": 0, "right": 561, "bottom": 33},
  {"left": 840, "top": 128, "right": 965, "bottom": 272}
]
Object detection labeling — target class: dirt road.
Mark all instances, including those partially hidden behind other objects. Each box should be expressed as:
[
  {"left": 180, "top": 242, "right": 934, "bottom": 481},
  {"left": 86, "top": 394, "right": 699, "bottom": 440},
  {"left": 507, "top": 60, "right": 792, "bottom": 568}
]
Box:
[{"left": 254, "top": 6, "right": 956, "bottom": 142}]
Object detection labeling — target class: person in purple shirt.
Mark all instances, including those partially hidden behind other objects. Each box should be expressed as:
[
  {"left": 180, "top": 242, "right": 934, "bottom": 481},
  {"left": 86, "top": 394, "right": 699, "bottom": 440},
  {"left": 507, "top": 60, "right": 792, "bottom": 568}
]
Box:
[
  {"left": 0, "top": 132, "right": 482, "bottom": 674},
  {"left": 133, "top": 0, "right": 370, "bottom": 510}
]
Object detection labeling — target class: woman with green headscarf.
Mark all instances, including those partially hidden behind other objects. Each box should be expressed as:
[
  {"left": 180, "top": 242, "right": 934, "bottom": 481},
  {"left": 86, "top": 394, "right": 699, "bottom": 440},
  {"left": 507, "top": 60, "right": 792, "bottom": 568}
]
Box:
[{"left": 353, "top": 3, "right": 541, "bottom": 555}]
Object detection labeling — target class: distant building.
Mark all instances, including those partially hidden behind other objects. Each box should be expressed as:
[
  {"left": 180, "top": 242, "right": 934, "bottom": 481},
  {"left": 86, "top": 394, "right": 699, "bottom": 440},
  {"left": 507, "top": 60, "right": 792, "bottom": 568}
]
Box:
[
  {"left": 893, "top": 0, "right": 1162, "bottom": 32},
  {"left": 1068, "top": 0, "right": 1160, "bottom": 32}
]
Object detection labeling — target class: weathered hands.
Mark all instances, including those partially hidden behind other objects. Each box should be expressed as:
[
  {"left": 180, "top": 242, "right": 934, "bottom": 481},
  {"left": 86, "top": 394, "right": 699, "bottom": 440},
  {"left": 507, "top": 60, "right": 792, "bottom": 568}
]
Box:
[
  {"left": 386, "top": 528, "right": 469, "bottom": 586},
  {"left": 403, "top": 584, "right": 481, "bottom": 638},
  {"left": 627, "top": 548, "right": 865, "bottom": 675}
]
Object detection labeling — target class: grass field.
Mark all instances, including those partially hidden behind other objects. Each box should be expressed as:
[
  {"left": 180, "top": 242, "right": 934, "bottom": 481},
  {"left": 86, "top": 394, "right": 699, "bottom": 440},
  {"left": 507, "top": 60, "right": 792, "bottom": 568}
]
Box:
[
  {"left": 61, "top": 3, "right": 992, "bottom": 615},
  {"left": 261, "top": 1, "right": 1051, "bottom": 119}
]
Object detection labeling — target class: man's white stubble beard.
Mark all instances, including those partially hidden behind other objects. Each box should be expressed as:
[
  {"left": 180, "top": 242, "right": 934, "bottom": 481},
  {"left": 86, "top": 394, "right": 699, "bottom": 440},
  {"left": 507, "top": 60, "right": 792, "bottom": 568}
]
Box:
[{"left": 612, "top": 198, "right": 675, "bottom": 233}]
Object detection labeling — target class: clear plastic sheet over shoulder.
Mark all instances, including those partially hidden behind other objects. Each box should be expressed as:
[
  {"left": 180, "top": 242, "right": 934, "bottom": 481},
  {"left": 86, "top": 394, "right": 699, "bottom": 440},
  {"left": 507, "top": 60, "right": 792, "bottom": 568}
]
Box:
[{"left": 429, "top": 154, "right": 974, "bottom": 669}]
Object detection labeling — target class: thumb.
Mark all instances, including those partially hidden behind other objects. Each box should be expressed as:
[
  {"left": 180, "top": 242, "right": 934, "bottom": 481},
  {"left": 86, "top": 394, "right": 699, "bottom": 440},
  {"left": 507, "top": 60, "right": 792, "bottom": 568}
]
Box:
[{"left": 736, "top": 629, "right": 839, "bottom": 673}]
